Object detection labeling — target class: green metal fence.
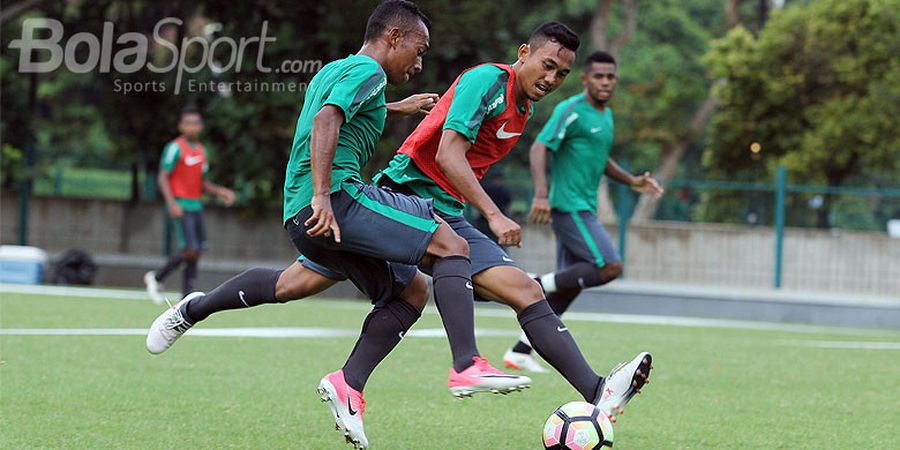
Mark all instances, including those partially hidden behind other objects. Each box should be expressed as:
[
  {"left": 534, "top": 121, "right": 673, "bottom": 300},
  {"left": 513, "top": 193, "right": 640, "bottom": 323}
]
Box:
[{"left": 613, "top": 165, "right": 900, "bottom": 288}]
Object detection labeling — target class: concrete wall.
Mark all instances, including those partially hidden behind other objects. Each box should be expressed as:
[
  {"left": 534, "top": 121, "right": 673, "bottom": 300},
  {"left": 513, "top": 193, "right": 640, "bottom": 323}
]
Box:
[{"left": 3, "top": 194, "right": 898, "bottom": 297}]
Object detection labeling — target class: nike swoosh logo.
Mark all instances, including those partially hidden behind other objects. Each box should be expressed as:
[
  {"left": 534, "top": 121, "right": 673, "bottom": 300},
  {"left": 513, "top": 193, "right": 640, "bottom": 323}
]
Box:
[
  {"left": 347, "top": 395, "right": 358, "bottom": 415},
  {"left": 184, "top": 155, "right": 204, "bottom": 166},
  {"left": 496, "top": 121, "right": 522, "bottom": 139},
  {"left": 238, "top": 290, "right": 248, "bottom": 307},
  {"left": 501, "top": 256, "right": 514, "bottom": 262},
  {"left": 557, "top": 326, "right": 568, "bottom": 332},
  {"left": 398, "top": 331, "right": 405, "bottom": 339},
  {"left": 465, "top": 281, "right": 473, "bottom": 289},
  {"left": 590, "top": 127, "right": 603, "bottom": 133}
]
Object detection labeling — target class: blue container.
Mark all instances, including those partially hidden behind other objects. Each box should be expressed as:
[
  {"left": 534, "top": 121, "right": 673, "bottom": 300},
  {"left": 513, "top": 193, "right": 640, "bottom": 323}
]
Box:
[{"left": 0, "top": 246, "right": 47, "bottom": 284}]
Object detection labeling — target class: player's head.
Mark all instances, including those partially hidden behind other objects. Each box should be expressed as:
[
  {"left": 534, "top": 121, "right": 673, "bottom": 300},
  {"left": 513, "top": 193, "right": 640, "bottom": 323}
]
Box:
[
  {"left": 178, "top": 107, "right": 203, "bottom": 140},
  {"left": 515, "top": 22, "right": 579, "bottom": 102},
  {"left": 582, "top": 51, "right": 617, "bottom": 105},
  {"left": 364, "top": 0, "right": 431, "bottom": 85}
]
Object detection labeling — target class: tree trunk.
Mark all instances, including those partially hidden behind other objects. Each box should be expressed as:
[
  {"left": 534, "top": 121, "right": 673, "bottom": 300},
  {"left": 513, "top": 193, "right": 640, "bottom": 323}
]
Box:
[
  {"left": 630, "top": 86, "right": 719, "bottom": 222},
  {"left": 591, "top": 0, "right": 640, "bottom": 220}
]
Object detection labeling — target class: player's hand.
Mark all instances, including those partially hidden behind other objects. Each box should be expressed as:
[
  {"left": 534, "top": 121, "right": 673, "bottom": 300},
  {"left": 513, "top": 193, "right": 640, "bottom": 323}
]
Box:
[
  {"left": 305, "top": 194, "right": 341, "bottom": 243},
  {"left": 167, "top": 201, "right": 183, "bottom": 219},
  {"left": 630, "top": 172, "right": 665, "bottom": 198},
  {"left": 528, "top": 196, "right": 551, "bottom": 225},
  {"left": 488, "top": 213, "right": 522, "bottom": 247},
  {"left": 219, "top": 188, "right": 236, "bottom": 207},
  {"left": 393, "top": 93, "right": 439, "bottom": 116}
]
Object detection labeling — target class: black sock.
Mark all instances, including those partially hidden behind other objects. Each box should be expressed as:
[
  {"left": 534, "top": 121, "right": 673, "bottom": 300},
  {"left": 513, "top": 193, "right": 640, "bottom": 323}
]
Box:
[
  {"left": 554, "top": 262, "right": 605, "bottom": 291},
  {"left": 182, "top": 259, "right": 198, "bottom": 297},
  {"left": 155, "top": 254, "right": 185, "bottom": 282},
  {"left": 184, "top": 268, "right": 284, "bottom": 323},
  {"left": 517, "top": 300, "right": 602, "bottom": 402},
  {"left": 432, "top": 255, "right": 479, "bottom": 372},
  {"left": 511, "top": 289, "right": 581, "bottom": 355},
  {"left": 342, "top": 299, "right": 421, "bottom": 391}
]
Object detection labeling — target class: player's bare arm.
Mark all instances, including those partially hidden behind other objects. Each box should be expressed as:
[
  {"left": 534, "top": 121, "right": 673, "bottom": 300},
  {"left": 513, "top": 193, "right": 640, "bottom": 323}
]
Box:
[
  {"left": 436, "top": 128, "right": 522, "bottom": 247},
  {"left": 306, "top": 105, "right": 344, "bottom": 242},
  {"left": 604, "top": 157, "right": 664, "bottom": 198},
  {"left": 156, "top": 169, "right": 182, "bottom": 219},
  {"left": 528, "top": 140, "right": 552, "bottom": 225},
  {"left": 387, "top": 93, "right": 439, "bottom": 116},
  {"left": 202, "top": 180, "right": 236, "bottom": 207}
]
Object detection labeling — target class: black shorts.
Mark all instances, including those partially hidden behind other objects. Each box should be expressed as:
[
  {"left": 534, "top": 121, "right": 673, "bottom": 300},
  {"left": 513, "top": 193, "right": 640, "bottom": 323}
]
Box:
[
  {"left": 287, "top": 181, "right": 436, "bottom": 305},
  {"left": 550, "top": 210, "right": 621, "bottom": 269},
  {"left": 172, "top": 210, "right": 207, "bottom": 251}
]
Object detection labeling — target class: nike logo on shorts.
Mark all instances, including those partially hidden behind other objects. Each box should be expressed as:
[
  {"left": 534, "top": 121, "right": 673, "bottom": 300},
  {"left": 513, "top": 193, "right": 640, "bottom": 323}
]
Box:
[
  {"left": 557, "top": 326, "right": 568, "bottom": 333},
  {"left": 465, "top": 281, "right": 474, "bottom": 289},
  {"left": 501, "top": 256, "right": 514, "bottom": 262}
]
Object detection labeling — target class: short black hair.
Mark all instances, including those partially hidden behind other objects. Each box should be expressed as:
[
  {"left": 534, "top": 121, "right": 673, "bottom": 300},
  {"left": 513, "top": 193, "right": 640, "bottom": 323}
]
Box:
[
  {"left": 528, "top": 22, "right": 580, "bottom": 53},
  {"left": 364, "top": 0, "right": 431, "bottom": 42},
  {"left": 180, "top": 106, "right": 201, "bottom": 119},
  {"left": 585, "top": 50, "right": 616, "bottom": 68}
]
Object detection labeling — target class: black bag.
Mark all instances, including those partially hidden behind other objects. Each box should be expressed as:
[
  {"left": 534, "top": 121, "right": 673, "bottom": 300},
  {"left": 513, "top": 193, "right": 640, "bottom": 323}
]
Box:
[{"left": 53, "top": 249, "right": 97, "bottom": 285}]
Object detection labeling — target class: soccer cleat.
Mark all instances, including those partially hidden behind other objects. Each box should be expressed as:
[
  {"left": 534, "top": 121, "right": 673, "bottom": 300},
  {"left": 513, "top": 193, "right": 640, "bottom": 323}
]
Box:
[
  {"left": 503, "top": 348, "right": 550, "bottom": 373},
  {"left": 145, "top": 292, "right": 203, "bottom": 354},
  {"left": 448, "top": 356, "right": 532, "bottom": 398},
  {"left": 143, "top": 271, "right": 165, "bottom": 305},
  {"left": 594, "top": 352, "right": 652, "bottom": 422},
  {"left": 316, "top": 370, "right": 368, "bottom": 450}
]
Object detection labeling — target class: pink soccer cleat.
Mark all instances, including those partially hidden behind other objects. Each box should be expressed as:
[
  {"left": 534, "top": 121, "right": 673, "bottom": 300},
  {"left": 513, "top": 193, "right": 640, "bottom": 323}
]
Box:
[
  {"left": 448, "top": 356, "right": 532, "bottom": 398},
  {"left": 316, "top": 370, "right": 368, "bottom": 449}
]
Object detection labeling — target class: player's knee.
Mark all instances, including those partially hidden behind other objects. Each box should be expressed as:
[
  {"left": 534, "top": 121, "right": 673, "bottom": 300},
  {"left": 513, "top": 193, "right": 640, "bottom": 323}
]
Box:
[
  {"left": 399, "top": 274, "right": 429, "bottom": 313},
  {"left": 432, "top": 232, "right": 469, "bottom": 259},
  {"left": 506, "top": 278, "right": 545, "bottom": 312},
  {"left": 601, "top": 261, "right": 623, "bottom": 281}
]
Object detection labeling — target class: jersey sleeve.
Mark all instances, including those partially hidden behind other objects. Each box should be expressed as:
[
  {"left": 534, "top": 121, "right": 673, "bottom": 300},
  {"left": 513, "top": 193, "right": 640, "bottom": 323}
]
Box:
[
  {"left": 323, "top": 60, "right": 386, "bottom": 122},
  {"left": 536, "top": 101, "right": 579, "bottom": 152},
  {"left": 443, "top": 65, "right": 508, "bottom": 143},
  {"left": 160, "top": 142, "right": 180, "bottom": 171}
]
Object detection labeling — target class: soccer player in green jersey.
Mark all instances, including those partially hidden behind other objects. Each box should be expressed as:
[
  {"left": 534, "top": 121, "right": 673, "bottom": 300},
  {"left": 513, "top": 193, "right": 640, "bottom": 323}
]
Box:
[
  {"left": 504, "top": 51, "right": 664, "bottom": 378},
  {"left": 147, "top": 2, "right": 526, "bottom": 448}
]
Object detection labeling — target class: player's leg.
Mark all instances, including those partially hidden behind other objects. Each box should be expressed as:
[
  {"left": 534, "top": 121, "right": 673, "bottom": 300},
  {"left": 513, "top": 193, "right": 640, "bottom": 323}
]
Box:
[
  {"left": 538, "top": 210, "right": 622, "bottom": 295},
  {"left": 144, "top": 216, "right": 187, "bottom": 304},
  {"left": 178, "top": 211, "right": 204, "bottom": 297},
  {"left": 146, "top": 261, "right": 340, "bottom": 354},
  {"left": 508, "top": 236, "right": 584, "bottom": 360},
  {"left": 474, "top": 265, "right": 606, "bottom": 402}
]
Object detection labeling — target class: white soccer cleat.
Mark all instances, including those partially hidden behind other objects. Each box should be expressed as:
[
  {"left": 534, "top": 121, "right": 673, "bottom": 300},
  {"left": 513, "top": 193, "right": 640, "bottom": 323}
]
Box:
[
  {"left": 594, "top": 351, "right": 652, "bottom": 423},
  {"left": 317, "top": 370, "right": 368, "bottom": 450},
  {"left": 145, "top": 292, "right": 203, "bottom": 354},
  {"left": 143, "top": 271, "right": 165, "bottom": 305},
  {"left": 503, "top": 348, "right": 550, "bottom": 373}
]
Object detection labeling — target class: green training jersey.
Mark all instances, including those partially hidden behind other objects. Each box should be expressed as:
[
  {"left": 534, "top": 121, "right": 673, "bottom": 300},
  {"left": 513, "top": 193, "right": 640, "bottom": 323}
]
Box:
[
  {"left": 283, "top": 54, "right": 387, "bottom": 223},
  {"left": 378, "top": 64, "right": 531, "bottom": 216},
  {"left": 536, "top": 93, "right": 614, "bottom": 213}
]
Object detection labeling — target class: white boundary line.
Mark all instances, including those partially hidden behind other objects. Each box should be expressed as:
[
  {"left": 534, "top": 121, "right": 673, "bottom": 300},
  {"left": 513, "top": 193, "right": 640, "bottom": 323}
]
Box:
[
  {"left": 0, "top": 327, "right": 518, "bottom": 338},
  {"left": 3, "top": 283, "right": 897, "bottom": 336}
]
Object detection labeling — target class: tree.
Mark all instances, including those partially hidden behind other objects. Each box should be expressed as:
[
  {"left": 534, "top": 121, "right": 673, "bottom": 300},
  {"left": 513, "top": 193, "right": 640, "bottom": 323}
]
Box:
[{"left": 704, "top": 0, "right": 900, "bottom": 227}]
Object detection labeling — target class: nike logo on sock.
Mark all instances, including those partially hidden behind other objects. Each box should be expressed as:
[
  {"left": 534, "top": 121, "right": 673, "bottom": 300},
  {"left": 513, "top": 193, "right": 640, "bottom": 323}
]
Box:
[
  {"left": 238, "top": 290, "right": 249, "bottom": 307},
  {"left": 398, "top": 331, "right": 405, "bottom": 339},
  {"left": 347, "top": 395, "right": 358, "bottom": 415},
  {"left": 557, "top": 326, "right": 568, "bottom": 333}
]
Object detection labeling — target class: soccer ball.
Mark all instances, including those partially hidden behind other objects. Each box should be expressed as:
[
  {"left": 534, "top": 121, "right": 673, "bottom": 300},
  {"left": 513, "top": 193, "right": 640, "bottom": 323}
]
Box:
[{"left": 542, "top": 401, "right": 614, "bottom": 449}]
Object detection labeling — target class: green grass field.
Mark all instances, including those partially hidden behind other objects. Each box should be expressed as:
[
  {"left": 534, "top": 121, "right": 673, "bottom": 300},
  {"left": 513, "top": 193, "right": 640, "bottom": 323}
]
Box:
[{"left": 2, "top": 290, "right": 899, "bottom": 449}]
